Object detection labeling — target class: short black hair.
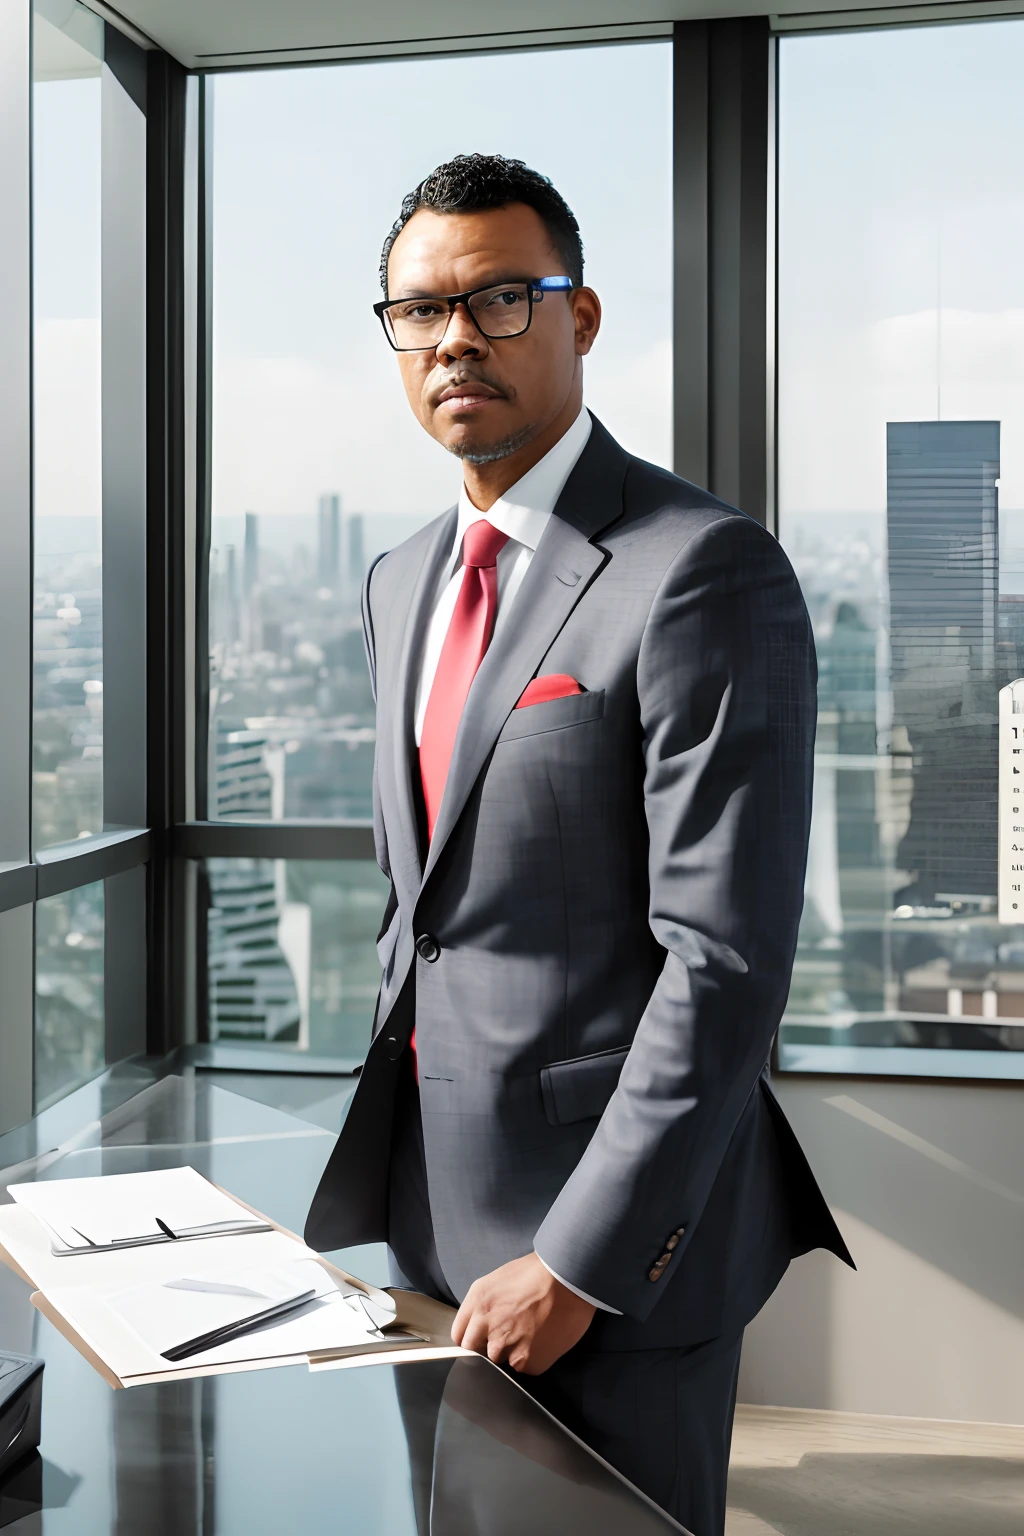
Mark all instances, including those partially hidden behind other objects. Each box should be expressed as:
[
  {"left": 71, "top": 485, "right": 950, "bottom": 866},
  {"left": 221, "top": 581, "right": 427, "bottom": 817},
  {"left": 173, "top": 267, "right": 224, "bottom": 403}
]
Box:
[{"left": 379, "top": 153, "right": 584, "bottom": 295}]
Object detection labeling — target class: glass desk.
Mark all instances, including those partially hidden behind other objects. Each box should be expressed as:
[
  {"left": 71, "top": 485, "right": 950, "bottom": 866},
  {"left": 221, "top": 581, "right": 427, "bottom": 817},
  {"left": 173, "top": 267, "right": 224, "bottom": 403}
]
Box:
[{"left": 0, "top": 1073, "right": 684, "bottom": 1533}]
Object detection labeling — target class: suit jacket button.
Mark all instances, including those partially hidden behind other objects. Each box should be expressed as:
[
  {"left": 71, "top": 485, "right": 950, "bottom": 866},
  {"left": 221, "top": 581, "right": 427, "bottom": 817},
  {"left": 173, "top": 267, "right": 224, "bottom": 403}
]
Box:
[
  {"left": 386, "top": 1036, "right": 402, "bottom": 1060},
  {"left": 675, "top": 1227, "right": 686, "bottom": 1237},
  {"left": 657, "top": 1253, "right": 672, "bottom": 1265},
  {"left": 666, "top": 1235, "right": 679, "bottom": 1251},
  {"left": 415, "top": 934, "right": 440, "bottom": 962},
  {"left": 648, "top": 1267, "right": 664, "bottom": 1282}
]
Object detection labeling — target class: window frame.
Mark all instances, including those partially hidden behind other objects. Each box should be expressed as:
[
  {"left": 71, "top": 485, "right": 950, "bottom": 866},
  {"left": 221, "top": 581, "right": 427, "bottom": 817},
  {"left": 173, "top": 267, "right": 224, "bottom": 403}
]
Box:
[
  {"left": 173, "top": 22, "right": 774, "bottom": 1068},
  {"left": 12, "top": 5, "right": 1011, "bottom": 1099},
  {"left": 0, "top": 0, "right": 155, "bottom": 1129},
  {"left": 772, "top": 17, "right": 1024, "bottom": 1082}
]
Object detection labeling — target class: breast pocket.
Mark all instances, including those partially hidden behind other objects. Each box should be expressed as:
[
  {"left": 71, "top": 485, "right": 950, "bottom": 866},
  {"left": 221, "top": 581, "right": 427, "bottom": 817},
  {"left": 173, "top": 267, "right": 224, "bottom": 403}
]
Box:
[
  {"left": 539, "top": 1044, "right": 629, "bottom": 1126},
  {"left": 496, "top": 688, "right": 605, "bottom": 745}
]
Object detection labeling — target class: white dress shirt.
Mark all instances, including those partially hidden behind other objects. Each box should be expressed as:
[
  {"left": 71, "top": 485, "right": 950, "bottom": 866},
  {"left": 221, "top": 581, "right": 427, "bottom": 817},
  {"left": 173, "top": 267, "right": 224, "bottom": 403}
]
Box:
[
  {"left": 413, "top": 406, "right": 592, "bottom": 746},
  {"left": 412, "top": 406, "right": 622, "bottom": 1316}
]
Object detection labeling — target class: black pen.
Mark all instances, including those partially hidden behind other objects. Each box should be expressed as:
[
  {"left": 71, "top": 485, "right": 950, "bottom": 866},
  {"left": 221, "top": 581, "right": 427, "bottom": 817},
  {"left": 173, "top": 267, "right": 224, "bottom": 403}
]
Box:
[
  {"left": 155, "top": 1217, "right": 178, "bottom": 1241},
  {"left": 160, "top": 1287, "right": 316, "bottom": 1362}
]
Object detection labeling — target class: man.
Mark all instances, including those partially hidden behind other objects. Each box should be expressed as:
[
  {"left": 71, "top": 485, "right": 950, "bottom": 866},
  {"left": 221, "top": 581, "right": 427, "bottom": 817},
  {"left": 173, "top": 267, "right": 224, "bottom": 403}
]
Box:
[{"left": 306, "top": 153, "right": 853, "bottom": 1535}]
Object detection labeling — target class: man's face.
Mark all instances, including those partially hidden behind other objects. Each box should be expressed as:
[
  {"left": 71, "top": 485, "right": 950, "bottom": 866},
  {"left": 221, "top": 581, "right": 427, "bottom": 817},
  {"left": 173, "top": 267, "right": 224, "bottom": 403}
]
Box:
[{"left": 384, "top": 203, "right": 600, "bottom": 463}]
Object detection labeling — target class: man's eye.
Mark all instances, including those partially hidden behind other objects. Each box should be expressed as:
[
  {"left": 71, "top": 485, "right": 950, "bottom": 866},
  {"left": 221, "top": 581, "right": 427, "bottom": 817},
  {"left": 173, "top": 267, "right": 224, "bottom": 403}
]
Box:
[
  {"left": 485, "top": 290, "right": 525, "bottom": 308},
  {"left": 397, "top": 302, "right": 444, "bottom": 321}
]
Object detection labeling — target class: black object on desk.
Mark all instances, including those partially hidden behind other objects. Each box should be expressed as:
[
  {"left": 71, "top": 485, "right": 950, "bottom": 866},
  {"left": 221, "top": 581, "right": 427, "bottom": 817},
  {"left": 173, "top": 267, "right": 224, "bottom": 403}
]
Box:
[
  {"left": 160, "top": 1286, "right": 317, "bottom": 1362},
  {"left": 0, "top": 1351, "right": 43, "bottom": 1482},
  {"left": 0, "top": 1454, "right": 41, "bottom": 1531}
]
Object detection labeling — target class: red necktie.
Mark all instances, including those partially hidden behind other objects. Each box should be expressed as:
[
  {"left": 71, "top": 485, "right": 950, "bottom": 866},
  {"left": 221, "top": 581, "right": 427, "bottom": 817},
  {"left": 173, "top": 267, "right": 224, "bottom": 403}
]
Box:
[
  {"left": 410, "top": 521, "right": 508, "bottom": 1072},
  {"left": 418, "top": 519, "right": 510, "bottom": 840}
]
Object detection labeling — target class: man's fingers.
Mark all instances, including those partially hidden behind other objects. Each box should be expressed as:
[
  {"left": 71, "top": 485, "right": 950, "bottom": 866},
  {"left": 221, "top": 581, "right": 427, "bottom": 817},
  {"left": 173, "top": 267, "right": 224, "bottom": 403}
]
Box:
[
  {"left": 450, "top": 1299, "right": 471, "bottom": 1347},
  {"left": 486, "top": 1332, "right": 509, "bottom": 1364},
  {"left": 454, "top": 1303, "right": 513, "bottom": 1364},
  {"left": 451, "top": 1281, "right": 484, "bottom": 1346},
  {"left": 459, "top": 1313, "right": 492, "bottom": 1357}
]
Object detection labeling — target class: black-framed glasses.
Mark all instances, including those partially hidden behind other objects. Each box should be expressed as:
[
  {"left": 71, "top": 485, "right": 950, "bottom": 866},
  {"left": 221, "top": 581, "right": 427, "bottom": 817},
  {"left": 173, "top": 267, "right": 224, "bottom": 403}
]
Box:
[{"left": 373, "top": 276, "right": 574, "bottom": 352}]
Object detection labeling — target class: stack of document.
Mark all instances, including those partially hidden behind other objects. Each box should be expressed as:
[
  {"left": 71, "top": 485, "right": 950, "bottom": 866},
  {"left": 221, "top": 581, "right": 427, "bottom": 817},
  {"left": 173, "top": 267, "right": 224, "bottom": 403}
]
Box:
[
  {"left": 8, "top": 1168, "right": 272, "bottom": 1255},
  {"left": 39, "top": 1242, "right": 407, "bottom": 1381},
  {"left": 0, "top": 1165, "right": 442, "bottom": 1387}
]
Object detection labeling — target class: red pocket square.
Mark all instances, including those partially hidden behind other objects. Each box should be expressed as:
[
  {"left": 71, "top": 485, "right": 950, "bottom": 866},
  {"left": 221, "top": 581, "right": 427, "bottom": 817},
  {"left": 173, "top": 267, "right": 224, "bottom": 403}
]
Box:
[{"left": 515, "top": 674, "right": 584, "bottom": 709}]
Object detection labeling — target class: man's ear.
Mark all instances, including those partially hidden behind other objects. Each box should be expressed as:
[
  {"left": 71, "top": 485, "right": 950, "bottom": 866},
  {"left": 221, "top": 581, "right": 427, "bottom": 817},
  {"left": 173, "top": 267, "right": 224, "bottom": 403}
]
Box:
[{"left": 571, "top": 287, "right": 602, "bottom": 356}]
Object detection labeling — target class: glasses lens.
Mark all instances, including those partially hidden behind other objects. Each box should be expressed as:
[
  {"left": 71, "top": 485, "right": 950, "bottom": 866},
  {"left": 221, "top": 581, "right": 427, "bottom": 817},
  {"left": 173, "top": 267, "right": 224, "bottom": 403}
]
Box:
[
  {"left": 382, "top": 283, "right": 534, "bottom": 349},
  {"left": 468, "top": 283, "right": 533, "bottom": 338},
  {"left": 385, "top": 297, "right": 451, "bottom": 350}
]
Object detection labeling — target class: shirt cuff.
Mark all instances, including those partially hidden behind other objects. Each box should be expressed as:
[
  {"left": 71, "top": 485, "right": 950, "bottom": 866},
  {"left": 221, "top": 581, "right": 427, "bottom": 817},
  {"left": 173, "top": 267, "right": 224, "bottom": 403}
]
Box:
[{"left": 536, "top": 1254, "right": 622, "bottom": 1314}]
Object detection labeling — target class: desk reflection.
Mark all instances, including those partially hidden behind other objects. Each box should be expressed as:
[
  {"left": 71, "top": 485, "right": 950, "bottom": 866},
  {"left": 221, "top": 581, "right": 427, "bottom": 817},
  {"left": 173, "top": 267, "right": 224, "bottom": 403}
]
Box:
[{"left": 397, "top": 1356, "right": 682, "bottom": 1535}]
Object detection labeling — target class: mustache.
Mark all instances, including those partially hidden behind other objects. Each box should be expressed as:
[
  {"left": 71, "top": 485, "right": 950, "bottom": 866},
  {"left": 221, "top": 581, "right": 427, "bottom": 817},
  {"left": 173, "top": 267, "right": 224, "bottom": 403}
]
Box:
[{"left": 429, "top": 367, "right": 511, "bottom": 404}]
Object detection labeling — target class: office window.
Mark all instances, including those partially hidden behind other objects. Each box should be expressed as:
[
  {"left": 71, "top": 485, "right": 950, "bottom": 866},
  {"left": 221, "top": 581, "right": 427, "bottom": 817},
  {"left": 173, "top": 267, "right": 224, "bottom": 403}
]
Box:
[
  {"left": 202, "top": 859, "right": 389, "bottom": 1060},
  {"left": 32, "top": 2, "right": 104, "bottom": 850},
  {"left": 777, "top": 20, "right": 1024, "bottom": 1077},
  {"left": 35, "top": 879, "right": 105, "bottom": 1111},
  {"left": 206, "top": 43, "right": 672, "bottom": 824},
  {"left": 0, "top": 2, "right": 151, "bottom": 1130}
]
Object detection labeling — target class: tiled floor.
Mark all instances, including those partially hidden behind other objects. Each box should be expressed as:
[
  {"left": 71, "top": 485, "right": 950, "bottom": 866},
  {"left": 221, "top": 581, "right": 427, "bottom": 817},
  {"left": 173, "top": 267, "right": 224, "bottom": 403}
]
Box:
[{"left": 726, "top": 1405, "right": 1024, "bottom": 1535}]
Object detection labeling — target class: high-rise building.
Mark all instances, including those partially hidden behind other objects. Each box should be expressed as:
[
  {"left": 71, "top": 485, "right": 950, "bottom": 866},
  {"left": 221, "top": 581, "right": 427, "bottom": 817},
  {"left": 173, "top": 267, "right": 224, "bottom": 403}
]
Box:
[
  {"left": 317, "top": 493, "right": 341, "bottom": 588},
  {"left": 243, "top": 511, "right": 260, "bottom": 597},
  {"left": 222, "top": 544, "right": 240, "bottom": 645},
  {"left": 346, "top": 512, "right": 365, "bottom": 605},
  {"left": 206, "top": 722, "right": 302, "bottom": 1043},
  {"left": 887, "top": 420, "right": 1000, "bottom": 904},
  {"left": 998, "top": 594, "right": 1024, "bottom": 683}
]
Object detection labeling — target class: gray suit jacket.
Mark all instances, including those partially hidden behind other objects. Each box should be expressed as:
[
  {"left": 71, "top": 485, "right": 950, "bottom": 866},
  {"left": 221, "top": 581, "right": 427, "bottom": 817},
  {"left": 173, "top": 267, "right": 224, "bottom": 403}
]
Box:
[{"left": 306, "top": 417, "right": 853, "bottom": 1347}]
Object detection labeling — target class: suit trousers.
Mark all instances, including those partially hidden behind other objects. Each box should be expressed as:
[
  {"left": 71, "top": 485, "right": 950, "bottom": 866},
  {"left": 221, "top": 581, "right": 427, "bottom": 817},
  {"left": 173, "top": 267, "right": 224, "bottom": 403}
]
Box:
[{"left": 386, "top": 1059, "right": 743, "bottom": 1536}]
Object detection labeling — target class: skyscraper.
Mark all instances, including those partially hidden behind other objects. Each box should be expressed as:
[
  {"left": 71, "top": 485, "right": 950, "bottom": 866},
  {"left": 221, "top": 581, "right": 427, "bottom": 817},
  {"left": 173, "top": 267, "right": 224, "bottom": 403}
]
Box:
[
  {"left": 223, "top": 544, "right": 239, "bottom": 645},
  {"left": 317, "top": 492, "right": 341, "bottom": 588},
  {"left": 243, "top": 511, "right": 260, "bottom": 597},
  {"left": 887, "top": 420, "right": 1000, "bottom": 903},
  {"left": 206, "top": 722, "right": 302, "bottom": 1044},
  {"left": 347, "top": 512, "right": 365, "bottom": 605}
]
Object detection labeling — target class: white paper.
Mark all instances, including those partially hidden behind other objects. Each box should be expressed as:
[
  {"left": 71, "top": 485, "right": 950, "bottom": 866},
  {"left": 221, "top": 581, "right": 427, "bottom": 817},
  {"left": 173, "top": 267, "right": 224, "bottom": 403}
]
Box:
[
  {"left": 0, "top": 1205, "right": 318, "bottom": 1299},
  {"left": 8, "top": 1167, "right": 269, "bottom": 1251},
  {"left": 109, "top": 1260, "right": 329, "bottom": 1360},
  {"left": 44, "top": 1256, "right": 393, "bottom": 1381}
]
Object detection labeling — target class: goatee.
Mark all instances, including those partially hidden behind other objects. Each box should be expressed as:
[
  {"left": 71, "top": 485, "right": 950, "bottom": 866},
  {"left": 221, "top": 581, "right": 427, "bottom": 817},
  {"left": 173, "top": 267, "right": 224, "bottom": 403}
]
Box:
[{"left": 447, "top": 426, "right": 535, "bottom": 465}]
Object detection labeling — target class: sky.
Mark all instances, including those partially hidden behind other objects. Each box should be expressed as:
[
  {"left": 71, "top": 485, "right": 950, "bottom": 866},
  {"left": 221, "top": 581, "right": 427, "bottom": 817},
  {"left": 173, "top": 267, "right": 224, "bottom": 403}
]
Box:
[
  {"left": 778, "top": 21, "right": 1024, "bottom": 519},
  {"left": 30, "top": 19, "right": 1024, "bottom": 537},
  {"left": 33, "top": 74, "right": 101, "bottom": 528},
  {"left": 209, "top": 42, "right": 673, "bottom": 527}
]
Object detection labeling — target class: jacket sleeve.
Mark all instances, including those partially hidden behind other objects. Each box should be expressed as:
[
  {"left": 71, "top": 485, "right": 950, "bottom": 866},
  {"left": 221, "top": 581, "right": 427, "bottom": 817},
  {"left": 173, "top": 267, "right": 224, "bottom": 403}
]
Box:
[{"left": 533, "top": 513, "right": 816, "bottom": 1321}]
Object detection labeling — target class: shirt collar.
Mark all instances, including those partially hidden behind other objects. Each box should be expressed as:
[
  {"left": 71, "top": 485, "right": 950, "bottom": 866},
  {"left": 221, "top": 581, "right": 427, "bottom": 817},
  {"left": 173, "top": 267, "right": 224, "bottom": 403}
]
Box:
[{"left": 453, "top": 407, "right": 592, "bottom": 561}]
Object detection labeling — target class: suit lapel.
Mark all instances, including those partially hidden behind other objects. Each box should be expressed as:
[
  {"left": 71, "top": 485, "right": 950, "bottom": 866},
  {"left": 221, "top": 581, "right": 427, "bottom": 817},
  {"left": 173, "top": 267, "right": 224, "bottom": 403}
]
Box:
[
  {"left": 377, "top": 508, "right": 457, "bottom": 907},
  {"left": 420, "top": 417, "right": 629, "bottom": 891}
]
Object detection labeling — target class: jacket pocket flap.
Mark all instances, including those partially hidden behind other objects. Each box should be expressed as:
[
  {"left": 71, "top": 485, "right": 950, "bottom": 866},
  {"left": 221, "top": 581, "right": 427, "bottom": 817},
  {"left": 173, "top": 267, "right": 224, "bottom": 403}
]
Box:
[
  {"left": 497, "top": 688, "right": 605, "bottom": 745},
  {"left": 540, "top": 1045, "right": 629, "bottom": 1126}
]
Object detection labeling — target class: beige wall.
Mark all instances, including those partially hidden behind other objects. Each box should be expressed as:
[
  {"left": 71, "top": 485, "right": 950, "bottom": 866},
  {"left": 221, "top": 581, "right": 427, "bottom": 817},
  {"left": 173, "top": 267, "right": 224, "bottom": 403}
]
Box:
[{"left": 738, "top": 1075, "right": 1024, "bottom": 1424}]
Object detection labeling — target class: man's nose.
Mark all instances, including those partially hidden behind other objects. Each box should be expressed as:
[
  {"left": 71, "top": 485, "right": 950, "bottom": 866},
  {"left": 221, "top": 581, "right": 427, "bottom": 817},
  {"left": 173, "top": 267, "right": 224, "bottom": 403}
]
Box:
[{"left": 435, "top": 301, "right": 488, "bottom": 365}]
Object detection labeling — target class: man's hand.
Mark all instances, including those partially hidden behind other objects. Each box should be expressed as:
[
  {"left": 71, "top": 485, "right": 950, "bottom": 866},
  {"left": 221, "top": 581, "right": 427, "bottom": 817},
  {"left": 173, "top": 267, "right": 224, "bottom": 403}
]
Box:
[{"left": 451, "top": 1253, "right": 596, "bottom": 1375}]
